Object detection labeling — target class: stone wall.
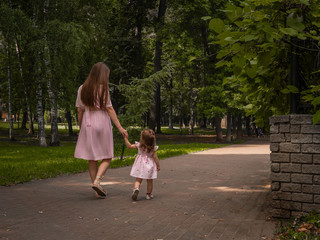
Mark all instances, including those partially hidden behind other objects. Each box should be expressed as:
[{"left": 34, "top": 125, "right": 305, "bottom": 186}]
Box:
[{"left": 269, "top": 114, "right": 320, "bottom": 218}]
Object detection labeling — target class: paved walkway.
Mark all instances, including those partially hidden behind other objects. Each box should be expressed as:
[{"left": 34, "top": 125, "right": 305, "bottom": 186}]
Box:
[{"left": 0, "top": 138, "right": 275, "bottom": 240}]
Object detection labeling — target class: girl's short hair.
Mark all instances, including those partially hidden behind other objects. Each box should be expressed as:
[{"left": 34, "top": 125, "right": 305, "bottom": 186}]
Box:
[
  {"left": 140, "top": 129, "right": 156, "bottom": 153},
  {"left": 81, "top": 62, "right": 110, "bottom": 110}
]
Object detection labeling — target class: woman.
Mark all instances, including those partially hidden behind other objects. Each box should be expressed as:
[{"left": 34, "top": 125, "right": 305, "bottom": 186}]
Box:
[{"left": 74, "top": 62, "right": 128, "bottom": 197}]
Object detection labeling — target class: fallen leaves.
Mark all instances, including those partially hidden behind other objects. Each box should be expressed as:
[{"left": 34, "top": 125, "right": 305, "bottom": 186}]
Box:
[{"left": 297, "top": 223, "right": 313, "bottom": 233}]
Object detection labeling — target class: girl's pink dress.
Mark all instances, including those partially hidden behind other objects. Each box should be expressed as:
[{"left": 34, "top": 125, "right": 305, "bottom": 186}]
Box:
[
  {"left": 130, "top": 142, "right": 159, "bottom": 179},
  {"left": 74, "top": 85, "right": 113, "bottom": 160}
]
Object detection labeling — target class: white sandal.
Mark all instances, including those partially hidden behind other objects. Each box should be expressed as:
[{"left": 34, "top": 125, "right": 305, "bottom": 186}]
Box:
[
  {"left": 131, "top": 188, "right": 139, "bottom": 201},
  {"left": 92, "top": 176, "right": 107, "bottom": 197}
]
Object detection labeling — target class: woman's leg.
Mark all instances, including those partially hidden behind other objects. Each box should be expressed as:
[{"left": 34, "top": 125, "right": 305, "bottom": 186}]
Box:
[
  {"left": 146, "top": 179, "right": 153, "bottom": 193},
  {"left": 95, "top": 158, "right": 112, "bottom": 180},
  {"left": 88, "top": 160, "right": 98, "bottom": 184},
  {"left": 91, "top": 159, "right": 111, "bottom": 197}
]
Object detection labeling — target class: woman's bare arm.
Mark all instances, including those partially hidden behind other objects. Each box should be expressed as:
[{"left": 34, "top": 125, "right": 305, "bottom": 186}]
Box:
[
  {"left": 77, "top": 108, "right": 84, "bottom": 129},
  {"left": 106, "top": 106, "right": 128, "bottom": 138}
]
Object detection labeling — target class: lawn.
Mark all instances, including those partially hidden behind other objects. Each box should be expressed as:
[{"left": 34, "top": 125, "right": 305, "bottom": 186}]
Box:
[{"left": 0, "top": 122, "right": 227, "bottom": 186}]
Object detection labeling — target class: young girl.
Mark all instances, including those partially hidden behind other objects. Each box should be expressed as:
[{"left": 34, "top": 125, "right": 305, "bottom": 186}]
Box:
[
  {"left": 74, "top": 62, "right": 128, "bottom": 198},
  {"left": 124, "top": 129, "right": 160, "bottom": 201}
]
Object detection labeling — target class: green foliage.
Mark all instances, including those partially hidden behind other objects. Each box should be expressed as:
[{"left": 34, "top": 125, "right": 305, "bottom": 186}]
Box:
[
  {"left": 209, "top": 18, "right": 225, "bottom": 33},
  {"left": 276, "top": 211, "right": 320, "bottom": 240},
  {"left": 118, "top": 64, "right": 173, "bottom": 126},
  {"left": 211, "top": 0, "right": 320, "bottom": 126},
  {"left": 302, "top": 85, "right": 320, "bottom": 124}
]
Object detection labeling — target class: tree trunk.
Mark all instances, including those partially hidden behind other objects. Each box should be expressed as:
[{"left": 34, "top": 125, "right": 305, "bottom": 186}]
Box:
[
  {"left": 28, "top": 112, "right": 34, "bottom": 135},
  {"left": 189, "top": 76, "right": 194, "bottom": 135},
  {"left": 232, "top": 114, "right": 237, "bottom": 140},
  {"left": 135, "top": 0, "right": 144, "bottom": 79},
  {"left": 6, "top": 34, "right": 14, "bottom": 141},
  {"left": 290, "top": 44, "right": 300, "bottom": 114},
  {"left": 149, "top": 0, "right": 166, "bottom": 133},
  {"left": 47, "top": 79, "right": 59, "bottom": 145},
  {"left": 226, "top": 113, "right": 232, "bottom": 142},
  {"left": 245, "top": 116, "right": 251, "bottom": 136},
  {"left": 237, "top": 114, "right": 243, "bottom": 137},
  {"left": 34, "top": 5, "right": 47, "bottom": 147},
  {"left": 15, "top": 38, "right": 32, "bottom": 132},
  {"left": 200, "top": 22, "right": 209, "bottom": 129},
  {"left": 21, "top": 111, "right": 28, "bottom": 130},
  {"left": 200, "top": 118, "right": 207, "bottom": 128},
  {"left": 65, "top": 110, "right": 74, "bottom": 136},
  {"left": 36, "top": 78, "right": 47, "bottom": 147},
  {"left": 214, "top": 116, "right": 223, "bottom": 142},
  {"left": 44, "top": 0, "right": 59, "bottom": 146},
  {"left": 168, "top": 77, "right": 173, "bottom": 129}
]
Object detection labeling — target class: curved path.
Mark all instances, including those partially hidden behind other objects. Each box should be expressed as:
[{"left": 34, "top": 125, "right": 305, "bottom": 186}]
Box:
[{"left": 0, "top": 138, "right": 275, "bottom": 240}]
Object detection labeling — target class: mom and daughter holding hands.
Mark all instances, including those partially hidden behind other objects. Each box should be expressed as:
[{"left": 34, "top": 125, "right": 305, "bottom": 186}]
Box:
[{"left": 74, "top": 62, "right": 160, "bottom": 201}]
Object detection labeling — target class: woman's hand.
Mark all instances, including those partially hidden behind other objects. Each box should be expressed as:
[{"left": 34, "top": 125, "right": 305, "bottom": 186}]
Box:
[{"left": 119, "top": 127, "right": 128, "bottom": 139}]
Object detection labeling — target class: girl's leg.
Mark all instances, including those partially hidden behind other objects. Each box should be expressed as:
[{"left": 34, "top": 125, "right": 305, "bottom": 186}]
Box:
[
  {"left": 88, "top": 160, "right": 98, "bottom": 184},
  {"left": 146, "top": 179, "right": 153, "bottom": 194},
  {"left": 134, "top": 178, "right": 143, "bottom": 189},
  {"left": 132, "top": 178, "right": 142, "bottom": 201}
]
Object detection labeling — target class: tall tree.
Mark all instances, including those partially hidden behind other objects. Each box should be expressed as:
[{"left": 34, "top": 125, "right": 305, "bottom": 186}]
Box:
[
  {"left": 0, "top": 3, "right": 15, "bottom": 140},
  {"left": 149, "top": 0, "right": 167, "bottom": 133},
  {"left": 6, "top": 34, "right": 14, "bottom": 140}
]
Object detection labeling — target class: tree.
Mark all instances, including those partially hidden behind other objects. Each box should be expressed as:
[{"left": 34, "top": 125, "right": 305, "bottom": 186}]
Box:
[
  {"left": 211, "top": 0, "right": 320, "bottom": 126},
  {"left": 149, "top": 0, "right": 167, "bottom": 133}
]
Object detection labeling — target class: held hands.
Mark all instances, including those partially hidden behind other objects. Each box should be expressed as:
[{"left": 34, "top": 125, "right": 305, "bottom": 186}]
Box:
[{"left": 119, "top": 127, "right": 128, "bottom": 139}]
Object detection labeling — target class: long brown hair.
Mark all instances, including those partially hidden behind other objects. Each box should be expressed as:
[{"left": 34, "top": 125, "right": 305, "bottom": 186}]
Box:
[
  {"left": 140, "top": 129, "right": 156, "bottom": 153},
  {"left": 81, "top": 62, "right": 110, "bottom": 110}
]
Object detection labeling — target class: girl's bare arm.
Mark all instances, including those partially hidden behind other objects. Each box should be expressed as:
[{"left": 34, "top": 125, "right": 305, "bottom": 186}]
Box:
[
  {"left": 77, "top": 107, "right": 84, "bottom": 129},
  {"left": 152, "top": 152, "right": 160, "bottom": 171},
  {"left": 124, "top": 137, "right": 137, "bottom": 149},
  {"left": 106, "top": 106, "right": 128, "bottom": 138}
]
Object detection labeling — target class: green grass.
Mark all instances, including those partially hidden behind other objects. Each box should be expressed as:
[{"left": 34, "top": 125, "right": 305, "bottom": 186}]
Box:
[
  {"left": 160, "top": 126, "right": 218, "bottom": 135},
  {"left": 275, "top": 211, "right": 320, "bottom": 239},
  {"left": 0, "top": 122, "right": 80, "bottom": 136},
  {"left": 0, "top": 139, "right": 227, "bottom": 186},
  {"left": 0, "top": 121, "right": 231, "bottom": 186}
]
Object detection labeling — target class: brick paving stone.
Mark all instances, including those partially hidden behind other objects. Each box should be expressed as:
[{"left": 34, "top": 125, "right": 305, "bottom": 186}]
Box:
[{"left": 0, "top": 138, "right": 275, "bottom": 240}]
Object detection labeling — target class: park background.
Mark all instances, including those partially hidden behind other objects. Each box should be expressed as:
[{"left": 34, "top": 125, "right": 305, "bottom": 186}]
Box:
[{"left": 1, "top": 0, "right": 320, "bottom": 238}]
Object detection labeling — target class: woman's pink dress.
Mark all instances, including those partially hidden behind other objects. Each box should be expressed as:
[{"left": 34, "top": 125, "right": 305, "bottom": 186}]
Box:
[
  {"left": 130, "top": 142, "right": 159, "bottom": 179},
  {"left": 74, "top": 85, "right": 113, "bottom": 160}
]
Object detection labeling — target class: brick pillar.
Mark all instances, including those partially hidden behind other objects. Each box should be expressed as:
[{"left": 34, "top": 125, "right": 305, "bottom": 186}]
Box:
[{"left": 269, "top": 115, "right": 320, "bottom": 218}]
